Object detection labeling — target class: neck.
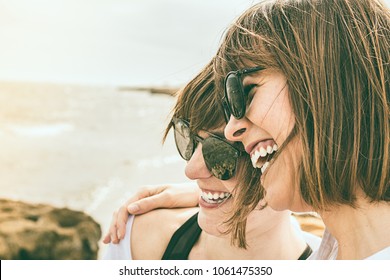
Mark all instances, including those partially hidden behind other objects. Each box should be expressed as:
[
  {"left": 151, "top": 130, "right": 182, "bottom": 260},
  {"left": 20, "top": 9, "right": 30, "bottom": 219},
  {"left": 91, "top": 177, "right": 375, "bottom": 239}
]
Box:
[
  {"left": 190, "top": 211, "right": 308, "bottom": 260},
  {"left": 320, "top": 195, "right": 390, "bottom": 260}
]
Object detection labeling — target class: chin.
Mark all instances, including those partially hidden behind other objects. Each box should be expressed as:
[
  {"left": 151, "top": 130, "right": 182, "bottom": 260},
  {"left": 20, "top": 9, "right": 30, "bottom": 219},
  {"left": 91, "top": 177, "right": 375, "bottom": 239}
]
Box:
[
  {"left": 265, "top": 188, "right": 312, "bottom": 212},
  {"left": 263, "top": 189, "right": 292, "bottom": 211},
  {"left": 197, "top": 213, "right": 223, "bottom": 237},
  {"left": 197, "top": 205, "right": 230, "bottom": 237}
]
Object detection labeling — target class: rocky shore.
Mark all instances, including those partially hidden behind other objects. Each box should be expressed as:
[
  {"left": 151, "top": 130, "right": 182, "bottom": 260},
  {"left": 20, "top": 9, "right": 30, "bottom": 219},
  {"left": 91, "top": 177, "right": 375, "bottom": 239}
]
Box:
[
  {"left": 117, "top": 86, "right": 180, "bottom": 96},
  {"left": 0, "top": 82, "right": 188, "bottom": 259},
  {"left": 0, "top": 82, "right": 325, "bottom": 259},
  {"left": 0, "top": 199, "right": 101, "bottom": 260}
]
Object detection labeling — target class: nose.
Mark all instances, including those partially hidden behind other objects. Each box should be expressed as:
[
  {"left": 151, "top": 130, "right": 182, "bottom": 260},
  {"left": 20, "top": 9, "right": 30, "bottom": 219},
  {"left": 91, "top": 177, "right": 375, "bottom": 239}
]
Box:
[
  {"left": 184, "top": 144, "right": 212, "bottom": 180},
  {"left": 224, "top": 115, "right": 249, "bottom": 142}
]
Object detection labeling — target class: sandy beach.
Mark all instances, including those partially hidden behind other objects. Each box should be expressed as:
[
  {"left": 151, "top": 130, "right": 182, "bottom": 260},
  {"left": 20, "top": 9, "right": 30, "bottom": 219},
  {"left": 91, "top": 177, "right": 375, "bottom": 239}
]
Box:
[{"left": 0, "top": 82, "right": 189, "bottom": 257}]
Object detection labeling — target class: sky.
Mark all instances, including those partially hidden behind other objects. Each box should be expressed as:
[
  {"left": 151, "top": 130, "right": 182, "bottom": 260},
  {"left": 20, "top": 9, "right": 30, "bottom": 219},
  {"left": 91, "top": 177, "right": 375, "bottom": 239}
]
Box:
[
  {"left": 0, "top": 0, "right": 258, "bottom": 87},
  {"left": 0, "top": 0, "right": 389, "bottom": 87}
]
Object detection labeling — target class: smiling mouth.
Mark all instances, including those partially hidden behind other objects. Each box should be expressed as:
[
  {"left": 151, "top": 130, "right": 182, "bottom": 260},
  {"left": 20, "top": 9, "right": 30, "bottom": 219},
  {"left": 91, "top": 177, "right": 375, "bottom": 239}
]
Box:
[
  {"left": 250, "top": 141, "right": 278, "bottom": 174},
  {"left": 200, "top": 190, "right": 231, "bottom": 205}
]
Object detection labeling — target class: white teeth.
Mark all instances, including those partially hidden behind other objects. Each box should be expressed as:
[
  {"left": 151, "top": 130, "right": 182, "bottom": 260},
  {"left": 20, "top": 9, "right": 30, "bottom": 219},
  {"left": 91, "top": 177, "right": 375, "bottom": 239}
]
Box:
[
  {"left": 201, "top": 191, "right": 231, "bottom": 204},
  {"left": 261, "top": 161, "right": 270, "bottom": 174},
  {"left": 251, "top": 143, "right": 278, "bottom": 170},
  {"left": 251, "top": 151, "right": 260, "bottom": 168},
  {"left": 259, "top": 147, "right": 267, "bottom": 157},
  {"left": 251, "top": 147, "right": 267, "bottom": 168}
]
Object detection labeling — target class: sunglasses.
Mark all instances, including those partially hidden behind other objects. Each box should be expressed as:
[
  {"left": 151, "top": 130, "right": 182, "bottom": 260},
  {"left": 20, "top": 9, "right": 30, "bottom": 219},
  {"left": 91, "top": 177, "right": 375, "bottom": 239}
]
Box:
[
  {"left": 223, "top": 66, "right": 264, "bottom": 119},
  {"left": 172, "top": 117, "right": 243, "bottom": 180}
]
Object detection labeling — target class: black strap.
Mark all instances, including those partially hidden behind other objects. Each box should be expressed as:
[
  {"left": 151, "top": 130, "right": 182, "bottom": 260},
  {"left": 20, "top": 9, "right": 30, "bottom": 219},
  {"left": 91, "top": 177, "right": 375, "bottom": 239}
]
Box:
[
  {"left": 161, "top": 212, "right": 202, "bottom": 260},
  {"left": 298, "top": 244, "right": 313, "bottom": 260},
  {"left": 162, "top": 212, "right": 312, "bottom": 260}
]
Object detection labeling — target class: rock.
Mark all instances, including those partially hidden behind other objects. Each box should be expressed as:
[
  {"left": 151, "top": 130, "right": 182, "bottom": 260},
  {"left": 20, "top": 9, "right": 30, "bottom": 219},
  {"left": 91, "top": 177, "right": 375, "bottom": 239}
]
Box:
[
  {"left": 0, "top": 199, "right": 101, "bottom": 259},
  {"left": 292, "top": 212, "right": 326, "bottom": 238}
]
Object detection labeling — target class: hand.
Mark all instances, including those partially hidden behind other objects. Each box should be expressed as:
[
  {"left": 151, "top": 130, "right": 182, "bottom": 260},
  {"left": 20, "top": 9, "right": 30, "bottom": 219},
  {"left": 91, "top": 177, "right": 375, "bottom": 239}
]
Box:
[{"left": 102, "top": 182, "right": 199, "bottom": 244}]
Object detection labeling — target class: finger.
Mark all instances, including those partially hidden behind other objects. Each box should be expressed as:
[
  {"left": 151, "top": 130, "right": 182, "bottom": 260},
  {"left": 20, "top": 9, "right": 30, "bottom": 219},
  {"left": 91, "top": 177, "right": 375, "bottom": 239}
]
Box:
[
  {"left": 127, "top": 183, "right": 200, "bottom": 214},
  {"left": 102, "top": 233, "right": 111, "bottom": 244},
  {"left": 116, "top": 206, "right": 130, "bottom": 239},
  {"left": 109, "top": 211, "right": 120, "bottom": 244},
  {"left": 119, "top": 186, "right": 164, "bottom": 213},
  {"left": 123, "top": 185, "right": 167, "bottom": 214},
  {"left": 132, "top": 185, "right": 167, "bottom": 201},
  {"left": 127, "top": 192, "right": 169, "bottom": 215}
]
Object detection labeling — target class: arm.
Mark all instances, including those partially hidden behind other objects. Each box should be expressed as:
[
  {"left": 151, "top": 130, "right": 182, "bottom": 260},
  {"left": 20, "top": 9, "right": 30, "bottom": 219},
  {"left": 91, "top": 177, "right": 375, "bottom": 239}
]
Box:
[
  {"left": 103, "top": 182, "right": 199, "bottom": 244},
  {"left": 103, "top": 207, "right": 199, "bottom": 259}
]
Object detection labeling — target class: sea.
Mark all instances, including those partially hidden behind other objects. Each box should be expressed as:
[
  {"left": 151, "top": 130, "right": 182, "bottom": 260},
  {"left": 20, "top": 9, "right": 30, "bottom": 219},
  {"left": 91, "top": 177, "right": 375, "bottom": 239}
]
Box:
[{"left": 0, "top": 0, "right": 261, "bottom": 257}]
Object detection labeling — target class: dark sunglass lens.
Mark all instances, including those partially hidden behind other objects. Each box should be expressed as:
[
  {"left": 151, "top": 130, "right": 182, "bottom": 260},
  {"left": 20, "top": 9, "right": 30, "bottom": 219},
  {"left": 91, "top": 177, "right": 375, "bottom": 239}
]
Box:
[
  {"left": 173, "top": 121, "right": 194, "bottom": 160},
  {"left": 221, "top": 98, "right": 231, "bottom": 123},
  {"left": 202, "top": 137, "right": 239, "bottom": 180},
  {"left": 225, "top": 73, "right": 244, "bottom": 119}
]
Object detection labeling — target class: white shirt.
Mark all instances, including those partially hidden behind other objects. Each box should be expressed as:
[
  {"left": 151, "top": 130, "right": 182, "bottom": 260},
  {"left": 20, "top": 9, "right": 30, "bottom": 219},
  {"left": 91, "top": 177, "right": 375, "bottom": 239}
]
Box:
[
  {"left": 309, "top": 228, "right": 390, "bottom": 260},
  {"left": 102, "top": 215, "right": 134, "bottom": 260}
]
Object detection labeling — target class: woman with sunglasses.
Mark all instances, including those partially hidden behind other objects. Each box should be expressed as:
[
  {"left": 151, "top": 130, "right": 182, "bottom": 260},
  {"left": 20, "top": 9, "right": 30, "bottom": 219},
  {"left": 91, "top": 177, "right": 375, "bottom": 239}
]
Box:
[
  {"left": 102, "top": 61, "right": 321, "bottom": 260},
  {"left": 106, "top": 0, "right": 389, "bottom": 260},
  {"left": 214, "top": 0, "right": 390, "bottom": 259}
]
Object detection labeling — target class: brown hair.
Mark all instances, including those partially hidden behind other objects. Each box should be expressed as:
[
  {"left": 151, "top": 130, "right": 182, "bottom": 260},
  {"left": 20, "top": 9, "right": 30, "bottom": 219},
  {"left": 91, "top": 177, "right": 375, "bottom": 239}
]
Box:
[
  {"left": 163, "top": 60, "right": 224, "bottom": 139},
  {"left": 162, "top": 60, "right": 263, "bottom": 248},
  {"left": 214, "top": 0, "right": 390, "bottom": 228}
]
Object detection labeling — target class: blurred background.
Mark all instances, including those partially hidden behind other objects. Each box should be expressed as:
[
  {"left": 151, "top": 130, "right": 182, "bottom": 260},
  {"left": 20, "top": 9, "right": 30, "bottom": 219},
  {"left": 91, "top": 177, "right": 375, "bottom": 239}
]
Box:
[
  {"left": 1, "top": 0, "right": 389, "bottom": 258},
  {"left": 0, "top": 0, "right": 260, "bottom": 87},
  {"left": 0, "top": 0, "right": 261, "bottom": 258}
]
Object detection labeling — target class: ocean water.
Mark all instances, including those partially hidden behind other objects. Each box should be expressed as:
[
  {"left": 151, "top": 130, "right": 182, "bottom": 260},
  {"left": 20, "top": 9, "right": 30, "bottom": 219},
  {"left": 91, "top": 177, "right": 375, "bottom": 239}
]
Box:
[
  {"left": 1, "top": 0, "right": 389, "bottom": 258},
  {"left": 0, "top": 83, "right": 189, "bottom": 250},
  {"left": 0, "top": 1, "right": 265, "bottom": 237}
]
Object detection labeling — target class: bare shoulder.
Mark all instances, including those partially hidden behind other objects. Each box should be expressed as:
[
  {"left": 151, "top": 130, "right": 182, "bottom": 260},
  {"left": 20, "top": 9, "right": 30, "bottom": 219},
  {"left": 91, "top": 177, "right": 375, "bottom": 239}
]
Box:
[{"left": 131, "top": 207, "right": 199, "bottom": 260}]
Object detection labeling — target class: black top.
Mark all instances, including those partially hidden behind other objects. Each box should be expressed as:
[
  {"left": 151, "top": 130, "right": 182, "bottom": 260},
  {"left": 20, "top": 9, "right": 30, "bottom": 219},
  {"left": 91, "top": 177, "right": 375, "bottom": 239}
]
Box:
[
  {"left": 161, "top": 212, "right": 313, "bottom": 260},
  {"left": 298, "top": 244, "right": 313, "bottom": 260},
  {"left": 162, "top": 212, "right": 202, "bottom": 260}
]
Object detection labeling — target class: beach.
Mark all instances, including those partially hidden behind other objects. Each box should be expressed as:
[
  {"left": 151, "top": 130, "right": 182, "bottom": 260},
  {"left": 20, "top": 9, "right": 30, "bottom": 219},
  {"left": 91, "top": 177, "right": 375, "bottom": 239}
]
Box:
[{"left": 0, "top": 82, "right": 189, "bottom": 257}]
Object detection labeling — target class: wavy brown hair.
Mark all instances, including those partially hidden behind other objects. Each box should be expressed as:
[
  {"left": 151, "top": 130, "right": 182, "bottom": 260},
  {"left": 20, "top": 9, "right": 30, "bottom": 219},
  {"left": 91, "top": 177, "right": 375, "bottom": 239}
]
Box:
[
  {"left": 214, "top": 0, "right": 390, "bottom": 233},
  {"left": 162, "top": 60, "right": 263, "bottom": 248},
  {"left": 163, "top": 60, "right": 224, "bottom": 138}
]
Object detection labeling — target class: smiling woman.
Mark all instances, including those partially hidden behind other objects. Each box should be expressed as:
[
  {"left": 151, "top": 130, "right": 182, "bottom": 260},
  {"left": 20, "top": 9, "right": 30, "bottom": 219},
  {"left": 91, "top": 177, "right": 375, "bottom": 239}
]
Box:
[
  {"left": 215, "top": 0, "right": 390, "bottom": 260},
  {"left": 223, "top": 69, "right": 301, "bottom": 211},
  {"left": 103, "top": 60, "right": 321, "bottom": 260}
]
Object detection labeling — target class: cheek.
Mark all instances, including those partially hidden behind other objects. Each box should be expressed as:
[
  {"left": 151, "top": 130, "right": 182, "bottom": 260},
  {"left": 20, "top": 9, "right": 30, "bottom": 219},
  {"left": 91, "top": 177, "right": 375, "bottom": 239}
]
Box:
[
  {"left": 261, "top": 138, "right": 303, "bottom": 210},
  {"left": 248, "top": 88, "right": 295, "bottom": 144},
  {"left": 221, "top": 179, "right": 237, "bottom": 192},
  {"left": 184, "top": 146, "right": 210, "bottom": 179}
]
